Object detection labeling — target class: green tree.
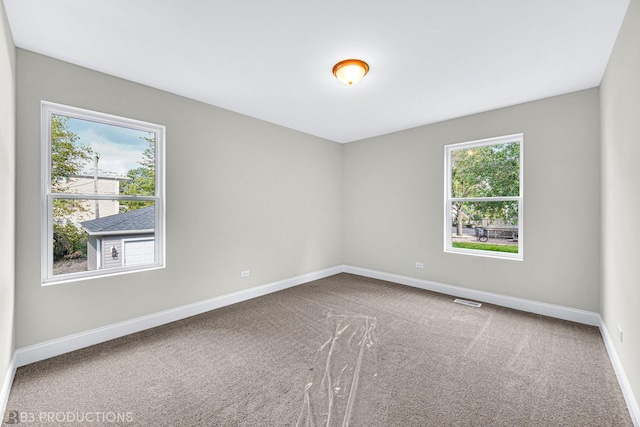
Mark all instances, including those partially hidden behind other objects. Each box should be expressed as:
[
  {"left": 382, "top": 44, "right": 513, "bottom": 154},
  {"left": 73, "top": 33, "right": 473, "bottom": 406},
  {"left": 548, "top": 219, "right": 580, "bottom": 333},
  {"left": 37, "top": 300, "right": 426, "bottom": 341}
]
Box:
[
  {"left": 119, "top": 135, "right": 156, "bottom": 211},
  {"left": 53, "top": 222, "right": 89, "bottom": 261},
  {"left": 51, "top": 114, "right": 94, "bottom": 218},
  {"left": 51, "top": 114, "right": 94, "bottom": 191},
  {"left": 50, "top": 114, "right": 94, "bottom": 260},
  {"left": 451, "top": 142, "right": 520, "bottom": 236}
]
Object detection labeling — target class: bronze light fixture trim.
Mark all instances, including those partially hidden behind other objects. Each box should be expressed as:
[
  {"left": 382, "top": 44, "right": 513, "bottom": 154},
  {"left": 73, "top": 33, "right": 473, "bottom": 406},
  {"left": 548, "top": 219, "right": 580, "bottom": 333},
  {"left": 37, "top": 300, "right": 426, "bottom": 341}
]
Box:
[{"left": 332, "top": 59, "right": 370, "bottom": 85}]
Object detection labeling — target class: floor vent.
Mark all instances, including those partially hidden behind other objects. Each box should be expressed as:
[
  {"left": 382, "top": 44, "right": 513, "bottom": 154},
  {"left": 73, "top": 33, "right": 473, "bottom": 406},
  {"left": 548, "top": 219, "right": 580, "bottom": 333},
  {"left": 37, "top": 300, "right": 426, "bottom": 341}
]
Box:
[{"left": 453, "top": 298, "right": 482, "bottom": 308}]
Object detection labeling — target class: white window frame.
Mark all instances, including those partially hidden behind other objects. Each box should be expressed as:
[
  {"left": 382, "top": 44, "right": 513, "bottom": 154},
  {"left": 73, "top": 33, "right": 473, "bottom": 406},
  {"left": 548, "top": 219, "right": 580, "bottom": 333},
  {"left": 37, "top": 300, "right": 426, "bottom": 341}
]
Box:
[
  {"left": 41, "top": 101, "right": 166, "bottom": 284},
  {"left": 444, "top": 133, "right": 523, "bottom": 260}
]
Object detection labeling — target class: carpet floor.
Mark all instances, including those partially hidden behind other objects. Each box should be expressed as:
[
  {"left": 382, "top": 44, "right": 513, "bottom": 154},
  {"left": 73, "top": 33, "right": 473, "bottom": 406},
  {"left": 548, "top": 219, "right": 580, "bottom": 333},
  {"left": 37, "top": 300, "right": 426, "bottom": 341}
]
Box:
[{"left": 3, "top": 273, "right": 633, "bottom": 426}]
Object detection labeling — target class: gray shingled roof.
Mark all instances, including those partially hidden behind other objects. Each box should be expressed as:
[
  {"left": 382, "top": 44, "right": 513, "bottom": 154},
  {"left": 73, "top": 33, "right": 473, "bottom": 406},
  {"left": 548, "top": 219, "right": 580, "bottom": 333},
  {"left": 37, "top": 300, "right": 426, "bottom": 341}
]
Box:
[{"left": 81, "top": 206, "right": 154, "bottom": 235}]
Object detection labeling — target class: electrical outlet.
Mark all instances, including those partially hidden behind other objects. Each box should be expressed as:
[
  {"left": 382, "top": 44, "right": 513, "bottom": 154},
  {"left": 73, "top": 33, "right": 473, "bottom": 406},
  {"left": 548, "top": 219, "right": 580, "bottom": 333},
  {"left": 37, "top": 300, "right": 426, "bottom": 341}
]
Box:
[
  {"left": 415, "top": 262, "right": 424, "bottom": 269},
  {"left": 241, "top": 270, "right": 250, "bottom": 278},
  {"left": 618, "top": 325, "right": 623, "bottom": 343}
]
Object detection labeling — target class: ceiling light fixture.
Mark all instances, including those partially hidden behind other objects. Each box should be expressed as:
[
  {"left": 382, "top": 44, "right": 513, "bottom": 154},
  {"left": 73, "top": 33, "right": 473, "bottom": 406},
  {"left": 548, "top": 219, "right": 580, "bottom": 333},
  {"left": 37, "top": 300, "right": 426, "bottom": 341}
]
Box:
[{"left": 332, "top": 59, "right": 369, "bottom": 85}]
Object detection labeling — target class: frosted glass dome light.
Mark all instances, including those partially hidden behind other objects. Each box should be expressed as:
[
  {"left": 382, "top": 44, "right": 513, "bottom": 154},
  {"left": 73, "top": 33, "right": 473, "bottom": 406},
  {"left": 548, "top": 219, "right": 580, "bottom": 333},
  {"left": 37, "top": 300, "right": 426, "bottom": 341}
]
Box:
[{"left": 332, "top": 59, "right": 369, "bottom": 85}]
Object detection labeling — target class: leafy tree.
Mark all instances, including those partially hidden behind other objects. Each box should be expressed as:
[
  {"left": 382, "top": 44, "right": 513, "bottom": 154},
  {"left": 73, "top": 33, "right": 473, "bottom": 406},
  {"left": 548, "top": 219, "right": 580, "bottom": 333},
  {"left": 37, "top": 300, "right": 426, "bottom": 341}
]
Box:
[
  {"left": 53, "top": 222, "right": 88, "bottom": 261},
  {"left": 51, "top": 114, "right": 94, "bottom": 191},
  {"left": 50, "top": 114, "right": 93, "bottom": 260},
  {"left": 51, "top": 114, "right": 94, "bottom": 218},
  {"left": 451, "top": 142, "right": 520, "bottom": 236},
  {"left": 119, "top": 135, "right": 156, "bottom": 211}
]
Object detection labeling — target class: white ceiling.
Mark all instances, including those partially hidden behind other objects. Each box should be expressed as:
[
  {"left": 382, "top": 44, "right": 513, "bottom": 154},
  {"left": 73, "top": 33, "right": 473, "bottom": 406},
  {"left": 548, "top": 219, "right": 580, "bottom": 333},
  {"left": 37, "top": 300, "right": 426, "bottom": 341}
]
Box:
[{"left": 3, "top": 0, "right": 630, "bottom": 143}]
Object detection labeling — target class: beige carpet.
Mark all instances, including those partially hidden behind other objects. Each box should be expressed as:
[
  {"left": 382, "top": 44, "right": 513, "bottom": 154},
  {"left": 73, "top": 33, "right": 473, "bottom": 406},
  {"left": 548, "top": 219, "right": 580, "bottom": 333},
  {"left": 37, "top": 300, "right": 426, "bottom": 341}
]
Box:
[{"left": 3, "top": 273, "right": 633, "bottom": 426}]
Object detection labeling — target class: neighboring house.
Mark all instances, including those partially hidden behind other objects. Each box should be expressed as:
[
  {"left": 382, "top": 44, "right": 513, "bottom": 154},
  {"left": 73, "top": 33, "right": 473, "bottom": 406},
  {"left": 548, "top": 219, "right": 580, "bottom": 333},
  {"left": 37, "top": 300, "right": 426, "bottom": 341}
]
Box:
[
  {"left": 81, "top": 206, "right": 155, "bottom": 271},
  {"left": 63, "top": 169, "right": 130, "bottom": 225}
]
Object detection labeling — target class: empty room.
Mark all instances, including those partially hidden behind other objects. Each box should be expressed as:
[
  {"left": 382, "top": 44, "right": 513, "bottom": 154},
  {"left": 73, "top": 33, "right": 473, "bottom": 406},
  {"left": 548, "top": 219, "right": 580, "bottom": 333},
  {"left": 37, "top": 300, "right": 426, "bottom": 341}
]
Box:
[{"left": 1, "top": 0, "right": 639, "bottom": 426}]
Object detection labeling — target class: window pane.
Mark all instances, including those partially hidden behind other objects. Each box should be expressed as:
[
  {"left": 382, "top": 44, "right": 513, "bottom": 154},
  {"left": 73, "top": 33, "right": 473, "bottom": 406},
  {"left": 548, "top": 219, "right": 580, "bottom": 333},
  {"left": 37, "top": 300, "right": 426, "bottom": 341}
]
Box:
[
  {"left": 51, "top": 114, "right": 156, "bottom": 196},
  {"left": 451, "top": 142, "right": 520, "bottom": 198},
  {"left": 53, "top": 200, "right": 155, "bottom": 276},
  {"left": 450, "top": 201, "right": 519, "bottom": 255}
]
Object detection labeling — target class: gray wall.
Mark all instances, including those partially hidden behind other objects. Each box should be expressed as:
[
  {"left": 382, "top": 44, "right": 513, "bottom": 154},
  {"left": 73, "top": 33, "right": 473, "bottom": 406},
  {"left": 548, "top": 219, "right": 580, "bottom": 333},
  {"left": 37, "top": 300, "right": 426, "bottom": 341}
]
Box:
[
  {"left": 601, "top": 0, "right": 640, "bottom": 411},
  {"left": 344, "top": 89, "right": 601, "bottom": 312},
  {"left": 15, "top": 49, "right": 343, "bottom": 347},
  {"left": 0, "top": 0, "right": 15, "bottom": 397}
]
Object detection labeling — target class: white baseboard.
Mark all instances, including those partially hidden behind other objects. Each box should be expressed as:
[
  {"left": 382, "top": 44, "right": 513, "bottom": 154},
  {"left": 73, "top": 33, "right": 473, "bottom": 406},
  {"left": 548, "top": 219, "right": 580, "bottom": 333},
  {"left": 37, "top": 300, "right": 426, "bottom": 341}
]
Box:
[
  {"left": 343, "top": 265, "right": 601, "bottom": 326},
  {"left": 599, "top": 317, "right": 640, "bottom": 427},
  {"left": 1, "top": 356, "right": 16, "bottom": 420},
  {"left": 14, "top": 266, "right": 343, "bottom": 367}
]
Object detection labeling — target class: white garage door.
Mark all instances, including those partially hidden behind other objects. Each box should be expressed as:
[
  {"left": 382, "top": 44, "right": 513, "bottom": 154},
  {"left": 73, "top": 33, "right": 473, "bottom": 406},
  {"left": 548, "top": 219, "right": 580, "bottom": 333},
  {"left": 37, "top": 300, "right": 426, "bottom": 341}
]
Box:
[{"left": 124, "top": 239, "right": 155, "bottom": 266}]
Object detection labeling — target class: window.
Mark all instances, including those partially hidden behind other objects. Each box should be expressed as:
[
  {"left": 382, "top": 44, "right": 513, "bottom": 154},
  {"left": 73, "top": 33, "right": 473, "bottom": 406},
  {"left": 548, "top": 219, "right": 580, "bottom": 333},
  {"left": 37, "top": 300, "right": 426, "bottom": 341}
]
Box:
[
  {"left": 444, "top": 134, "right": 523, "bottom": 260},
  {"left": 41, "top": 101, "right": 165, "bottom": 284}
]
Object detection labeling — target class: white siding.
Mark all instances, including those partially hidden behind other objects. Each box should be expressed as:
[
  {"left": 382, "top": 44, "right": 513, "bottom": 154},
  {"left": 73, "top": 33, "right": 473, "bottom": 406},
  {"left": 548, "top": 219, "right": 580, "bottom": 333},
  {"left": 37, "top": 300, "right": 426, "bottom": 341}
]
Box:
[{"left": 99, "top": 234, "right": 155, "bottom": 269}]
